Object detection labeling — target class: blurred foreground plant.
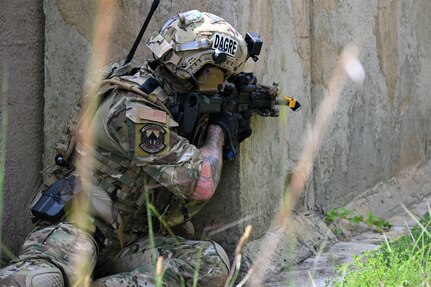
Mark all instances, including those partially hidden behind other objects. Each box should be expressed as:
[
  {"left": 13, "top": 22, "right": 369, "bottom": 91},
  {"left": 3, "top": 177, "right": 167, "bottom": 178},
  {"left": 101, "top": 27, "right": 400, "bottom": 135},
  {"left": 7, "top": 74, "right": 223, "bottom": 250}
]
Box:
[
  {"left": 241, "top": 45, "right": 365, "bottom": 286},
  {"left": 0, "top": 67, "right": 17, "bottom": 265},
  {"left": 0, "top": 67, "right": 8, "bottom": 264}
]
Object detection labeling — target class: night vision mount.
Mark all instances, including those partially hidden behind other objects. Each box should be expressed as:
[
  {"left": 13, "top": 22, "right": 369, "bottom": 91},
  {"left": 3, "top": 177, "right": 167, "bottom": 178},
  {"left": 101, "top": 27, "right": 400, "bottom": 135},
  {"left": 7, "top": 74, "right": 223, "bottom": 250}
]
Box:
[{"left": 245, "top": 32, "right": 263, "bottom": 62}]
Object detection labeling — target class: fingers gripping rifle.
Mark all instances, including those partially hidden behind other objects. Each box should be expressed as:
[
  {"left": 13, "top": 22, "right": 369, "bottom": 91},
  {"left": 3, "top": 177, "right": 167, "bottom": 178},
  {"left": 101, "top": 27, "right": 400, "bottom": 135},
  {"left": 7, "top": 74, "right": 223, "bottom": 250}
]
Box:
[{"left": 170, "top": 72, "right": 301, "bottom": 151}]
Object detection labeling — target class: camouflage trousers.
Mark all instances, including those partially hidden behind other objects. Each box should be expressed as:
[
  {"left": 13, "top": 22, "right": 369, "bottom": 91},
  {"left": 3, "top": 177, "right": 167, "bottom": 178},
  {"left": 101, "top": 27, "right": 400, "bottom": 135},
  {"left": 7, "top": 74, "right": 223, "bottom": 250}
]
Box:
[{"left": 0, "top": 222, "right": 229, "bottom": 287}]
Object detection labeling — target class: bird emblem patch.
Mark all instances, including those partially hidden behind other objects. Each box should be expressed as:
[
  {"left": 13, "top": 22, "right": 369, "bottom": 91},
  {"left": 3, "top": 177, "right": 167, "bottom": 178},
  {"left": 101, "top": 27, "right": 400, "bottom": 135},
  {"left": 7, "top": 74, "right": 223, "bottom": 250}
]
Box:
[{"left": 137, "top": 123, "right": 168, "bottom": 155}]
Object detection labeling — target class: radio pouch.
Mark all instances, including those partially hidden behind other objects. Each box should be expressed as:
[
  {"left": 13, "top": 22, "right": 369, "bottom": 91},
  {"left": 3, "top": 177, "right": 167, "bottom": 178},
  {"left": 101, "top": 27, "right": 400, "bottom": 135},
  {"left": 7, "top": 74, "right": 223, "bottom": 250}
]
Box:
[{"left": 31, "top": 175, "right": 76, "bottom": 222}]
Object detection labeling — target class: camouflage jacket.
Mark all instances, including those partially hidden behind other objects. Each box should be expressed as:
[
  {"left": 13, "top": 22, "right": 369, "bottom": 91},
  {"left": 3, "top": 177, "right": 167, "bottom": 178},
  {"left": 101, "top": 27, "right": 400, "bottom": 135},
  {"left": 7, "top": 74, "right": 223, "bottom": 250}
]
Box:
[{"left": 42, "top": 63, "right": 208, "bottom": 245}]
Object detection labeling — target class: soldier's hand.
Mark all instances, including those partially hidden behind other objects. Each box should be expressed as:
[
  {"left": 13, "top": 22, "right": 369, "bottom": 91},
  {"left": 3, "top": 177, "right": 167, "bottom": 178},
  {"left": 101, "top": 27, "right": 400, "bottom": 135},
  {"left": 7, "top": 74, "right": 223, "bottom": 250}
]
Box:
[
  {"left": 210, "top": 112, "right": 240, "bottom": 159},
  {"left": 210, "top": 112, "right": 238, "bottom": 146},
  {"left": 237, "top": 110, "right": 253, "bottom": 143}
]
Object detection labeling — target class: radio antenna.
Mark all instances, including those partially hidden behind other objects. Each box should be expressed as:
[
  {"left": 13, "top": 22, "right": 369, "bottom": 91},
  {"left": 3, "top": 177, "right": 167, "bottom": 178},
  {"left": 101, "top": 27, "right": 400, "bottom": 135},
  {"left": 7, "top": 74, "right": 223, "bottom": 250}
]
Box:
[{"left": 124, "top": 0, "right": 160, "bottom": 65}]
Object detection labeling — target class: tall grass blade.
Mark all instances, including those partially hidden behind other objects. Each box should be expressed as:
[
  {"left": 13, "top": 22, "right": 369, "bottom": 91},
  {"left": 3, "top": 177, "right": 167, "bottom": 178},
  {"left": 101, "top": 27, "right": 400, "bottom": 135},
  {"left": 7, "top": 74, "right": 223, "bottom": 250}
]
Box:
[
  {"left": 144, "top": 186, "right": 158, "bottom": 267},
  {"left": 148, "top": 204, "right": 179, "bottom": 244},
  {"left": 401, "top": 204, "right": 425, "bottom": 232},
  {"left": 0, "top": 244, "right": 16, "bottom": 262},
  {"left": 0, "top": 66, "right": 8, "bottom": 259},
  {"left": 383, "top": 233, "right": 392, "bottom": 253},
  {"left": 307, "top": 270, "right": 317, "bottom": 287},
  {"left": 204, "top": 215, "right": 254, "bottom": 238},
  {"left": 224, "top": 225, "right": 252, "bottom": 287},
  {"left": 308, "top": 237, "right": 329, "bottom": 287},
  {"left": 191, "top": 245, "right": 205, "bottom": 287}
]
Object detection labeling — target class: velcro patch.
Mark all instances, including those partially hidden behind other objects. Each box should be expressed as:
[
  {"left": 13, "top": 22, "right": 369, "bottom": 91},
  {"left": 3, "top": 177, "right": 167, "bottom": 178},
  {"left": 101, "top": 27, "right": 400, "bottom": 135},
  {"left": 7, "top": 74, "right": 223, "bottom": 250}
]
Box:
[
  {"left": 135, "top": 123, "right": 169, "bottom": 156},
  {"left": 140, "top": 108, "right": 167, "bottom": 124},
  {"left": 212, "top": 33, "right": 238, "bottom": 57}
]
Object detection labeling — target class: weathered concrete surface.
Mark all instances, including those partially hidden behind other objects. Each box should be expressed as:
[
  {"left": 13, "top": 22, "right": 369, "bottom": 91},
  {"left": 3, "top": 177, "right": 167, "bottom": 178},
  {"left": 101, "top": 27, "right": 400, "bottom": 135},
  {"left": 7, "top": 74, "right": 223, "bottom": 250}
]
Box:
[
  {"left": 0, "top": 1, "right": 45, "bottom": 256},
  {"left": 236, "top": 0, "right": 312, "bottom": 242},
  {"left": 241, "top": 212, "right": 337, "bottom": 278},
  {"left": 311, "top": 0, "right": 431, "bottom": 212}
]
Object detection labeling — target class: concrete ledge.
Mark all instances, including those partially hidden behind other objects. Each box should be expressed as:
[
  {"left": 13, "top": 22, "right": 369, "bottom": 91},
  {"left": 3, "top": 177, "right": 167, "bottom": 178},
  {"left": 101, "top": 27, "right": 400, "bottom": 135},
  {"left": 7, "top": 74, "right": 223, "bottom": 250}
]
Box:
[
  {"left": 344, "top": 160, "right": 431, "bottom": 220},
  {"left": 241, "top": 212, "right": 337, "bottom": 275},
  {"left": 239, "top": 160, "right": 431, "bottom": 283}
]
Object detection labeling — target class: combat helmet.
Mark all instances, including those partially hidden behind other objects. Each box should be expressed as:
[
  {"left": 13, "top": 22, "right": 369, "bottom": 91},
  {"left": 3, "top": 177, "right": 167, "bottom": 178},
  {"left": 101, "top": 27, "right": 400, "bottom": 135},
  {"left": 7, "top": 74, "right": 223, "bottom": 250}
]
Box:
[{"left": 146, "top": 10, "right": 248, "bottom": 82}]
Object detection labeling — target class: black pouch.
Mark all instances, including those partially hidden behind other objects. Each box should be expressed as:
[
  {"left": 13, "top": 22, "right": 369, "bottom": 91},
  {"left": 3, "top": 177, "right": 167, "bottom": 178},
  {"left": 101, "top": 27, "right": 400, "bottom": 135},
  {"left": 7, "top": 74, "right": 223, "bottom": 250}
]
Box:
[{"left": 31, "top": 175, "right": 76, "bottom": 222}]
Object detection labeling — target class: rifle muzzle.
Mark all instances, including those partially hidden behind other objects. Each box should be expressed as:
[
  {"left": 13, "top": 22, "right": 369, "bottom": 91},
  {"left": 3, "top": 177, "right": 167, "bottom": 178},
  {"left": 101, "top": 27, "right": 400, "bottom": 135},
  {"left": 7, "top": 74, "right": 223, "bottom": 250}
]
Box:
[{"left": 276, "top": 96, "right": 301, "bottom": 111}]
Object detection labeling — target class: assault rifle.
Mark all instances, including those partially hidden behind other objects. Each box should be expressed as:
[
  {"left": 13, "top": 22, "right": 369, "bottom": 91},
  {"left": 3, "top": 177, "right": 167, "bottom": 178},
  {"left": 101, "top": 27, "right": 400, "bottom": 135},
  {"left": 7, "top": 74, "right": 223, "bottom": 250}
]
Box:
[
  {"left": 169, "top": 72, "right": 301, "bottom": 158},
  {"left": 119, "top": 0, "right": 301, "bottom": 158}
]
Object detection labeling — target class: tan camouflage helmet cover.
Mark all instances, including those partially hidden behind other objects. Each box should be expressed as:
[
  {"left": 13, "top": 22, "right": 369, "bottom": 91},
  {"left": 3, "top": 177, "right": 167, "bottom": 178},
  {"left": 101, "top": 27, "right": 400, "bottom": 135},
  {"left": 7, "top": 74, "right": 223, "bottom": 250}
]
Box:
[{"left": 146, "top": 10, "right": 248, "bottom": 80}]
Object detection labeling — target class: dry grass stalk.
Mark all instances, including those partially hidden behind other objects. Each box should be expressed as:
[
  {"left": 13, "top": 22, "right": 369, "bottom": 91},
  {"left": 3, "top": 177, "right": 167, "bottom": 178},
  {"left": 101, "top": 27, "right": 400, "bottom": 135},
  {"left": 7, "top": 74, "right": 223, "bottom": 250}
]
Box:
[
  {"left": 307, "top": 270, "right": 317, "bottom": 287},
  {"left": 244, "top": 45, "right": 363, "bottom": 287},
  {"left": 236, "top": 225, "right": 253, "bottom": 255},
  {"left": 156, "top": 256, "right": 164, "bottom": 276},
  {"left": 224, "top": 225, "right": 253, "bottom": 286},
  {"left": 71, "top": 0, "right": 117, "bottom": 286},
  {"left": 204, "top": 215, "right": 255, "bottom": 238},
  {"left": 156, "top": 255, "right": 165, "bottom": 287}
]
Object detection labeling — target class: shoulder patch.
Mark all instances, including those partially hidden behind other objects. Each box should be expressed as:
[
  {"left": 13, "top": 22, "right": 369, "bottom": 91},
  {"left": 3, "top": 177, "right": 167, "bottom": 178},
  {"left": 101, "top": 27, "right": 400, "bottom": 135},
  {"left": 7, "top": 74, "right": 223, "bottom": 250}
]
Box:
[{"left": 135, "top": 123, "right": 170, "bottom": 156}]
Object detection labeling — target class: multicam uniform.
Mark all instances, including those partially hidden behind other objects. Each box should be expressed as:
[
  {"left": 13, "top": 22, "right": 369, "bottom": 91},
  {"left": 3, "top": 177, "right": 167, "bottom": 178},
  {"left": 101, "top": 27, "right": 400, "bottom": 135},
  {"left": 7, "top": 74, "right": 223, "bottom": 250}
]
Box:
[
  {"left": 0, "top": 65, "right": 229, "bottom": 287},
  {"left": 1, "top": 9, "right": 254, "bottom": 287}
]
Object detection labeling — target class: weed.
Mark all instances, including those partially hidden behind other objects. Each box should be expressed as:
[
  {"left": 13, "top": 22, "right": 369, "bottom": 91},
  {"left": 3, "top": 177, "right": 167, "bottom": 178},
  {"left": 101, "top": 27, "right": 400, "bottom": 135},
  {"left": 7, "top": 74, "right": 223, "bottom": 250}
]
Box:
[
  {"left": 325, "top": 207, "right": 392, "bottom": 232},
  {"left": 364, "top": 212, "right": 392, "bottom": 230}
]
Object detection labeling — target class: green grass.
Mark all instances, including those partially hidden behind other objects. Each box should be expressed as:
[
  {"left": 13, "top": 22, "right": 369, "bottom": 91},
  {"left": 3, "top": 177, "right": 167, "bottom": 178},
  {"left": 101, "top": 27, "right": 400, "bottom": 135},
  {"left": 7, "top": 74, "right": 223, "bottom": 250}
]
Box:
[{"left": 327, "top": 212, "right": 431, "bottom": 286}]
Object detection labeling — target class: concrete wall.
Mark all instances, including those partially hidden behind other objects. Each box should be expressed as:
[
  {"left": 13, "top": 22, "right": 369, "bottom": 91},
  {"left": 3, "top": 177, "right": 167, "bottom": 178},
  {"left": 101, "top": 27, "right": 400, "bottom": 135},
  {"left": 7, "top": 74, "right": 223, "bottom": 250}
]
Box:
[
  {"left": 2, "top": 0, "right": 431, "bottom": 257},
  {"left": 310, "top": 0, "right": 431, "bottom": 211},
  {"left": 0, "top": 1, "right": 45, "bottom": 256},
  {"left": 195, "top": 0, "right": 431, "bottom": 250}
]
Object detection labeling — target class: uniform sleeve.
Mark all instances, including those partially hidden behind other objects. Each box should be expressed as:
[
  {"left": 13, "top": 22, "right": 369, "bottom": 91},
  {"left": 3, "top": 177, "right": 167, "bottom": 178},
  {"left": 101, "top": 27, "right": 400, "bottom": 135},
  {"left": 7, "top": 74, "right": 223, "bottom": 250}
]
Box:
[
  {"left": 139, "top": 133, "right": 203, "bottom": 199},
  {"left": 106, "top": 97, "right": 203, "bottom": 199}
]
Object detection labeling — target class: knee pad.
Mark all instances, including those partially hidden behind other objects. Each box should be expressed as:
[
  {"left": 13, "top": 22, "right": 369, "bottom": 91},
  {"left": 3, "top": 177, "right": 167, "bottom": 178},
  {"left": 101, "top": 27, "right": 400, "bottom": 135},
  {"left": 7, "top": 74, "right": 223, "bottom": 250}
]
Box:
[
  {"left": 0, "top": 260, "right": 64, "bottom": 287},
  {"left": 211, "top": 241, "right": 230, "bottom": 271},
  {"left": 93, "top": 273, "right": 156, "bottom": 287},
  {"left": 25, "top": 266, "right": 64, "bottom": 287},
  {"left": 20, "top": 223, "right": 97, "bottom": 284}
]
